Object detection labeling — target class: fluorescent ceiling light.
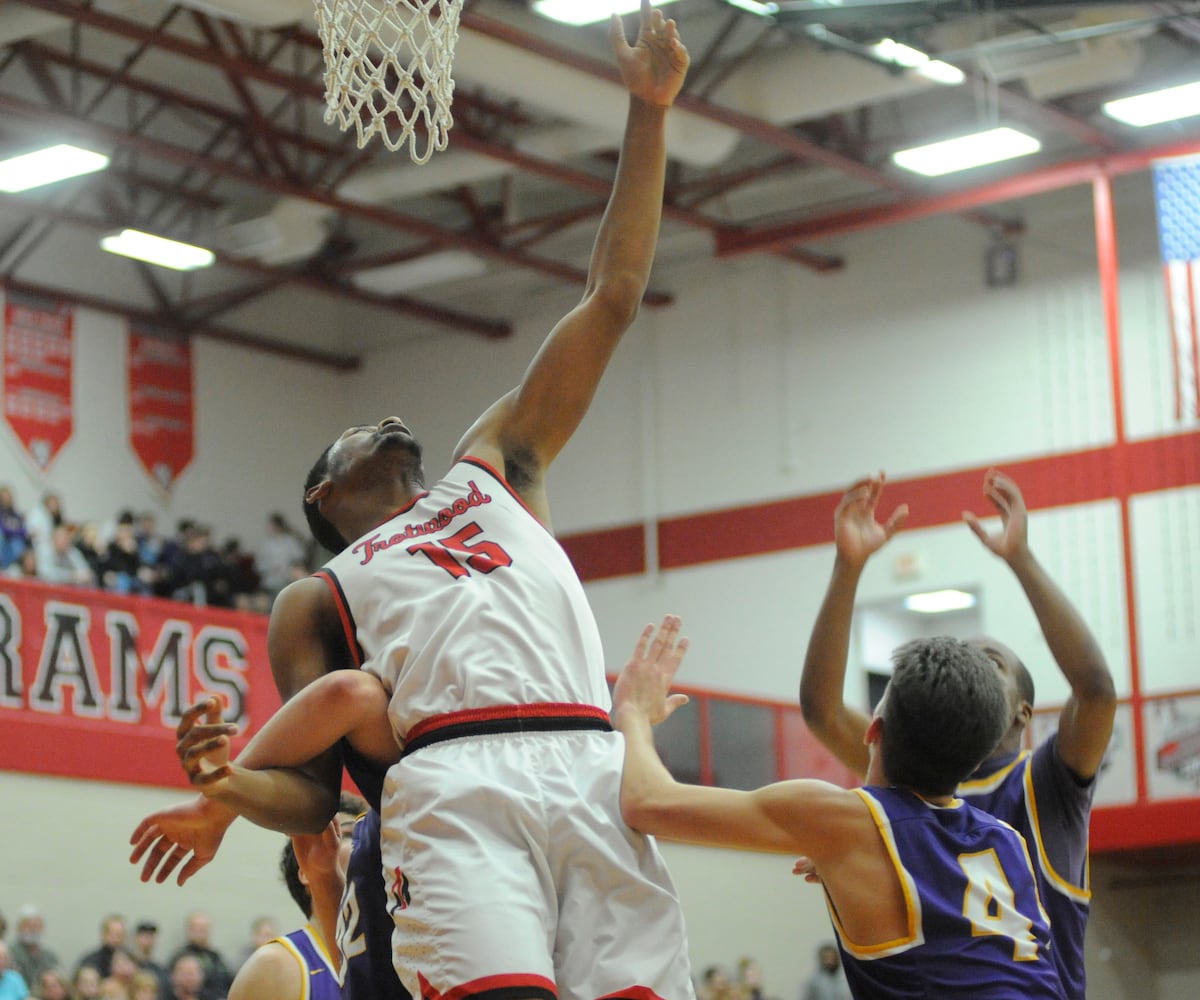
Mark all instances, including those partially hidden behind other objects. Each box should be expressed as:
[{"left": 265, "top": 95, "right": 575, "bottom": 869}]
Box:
[
  {"left": 870, "top": 38, "right": 965, "bottom": 86},
  {"left": 892, "top": 127, "right": 1040, "bottom": 177},
  {"left": 725, "top": 0, "right": 779, "bottom": 15},
  {"left": 532, "top": 0, "right": 679, "bottom": 27},
  {"left": 0, "top": 144, "right": 109, "bottom": 193},
  {"left": 350, "top": 251, "right": 486, "bottom": 294},
  {"left": 100, "top": 229, "right": 215, "bottom": 271},
  {"left": 903, "top": 589, "right": 977, "bottom": 614},
  {"left": 1102, "top": 80, "right": 1200, "bottom": 127}
]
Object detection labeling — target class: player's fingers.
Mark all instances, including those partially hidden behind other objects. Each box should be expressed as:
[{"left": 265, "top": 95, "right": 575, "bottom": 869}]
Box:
[
  {"left": 155, "top": 845, "right": 188, "bottom": 884},
  {"left": 608, "top": 12, "right": 629, "bottom": 53},
  {"left": 883, "top": 504, "right": 909, "bottom": 537},
  {"left": 139, "top": 839, "right": 171, "bottom": 883},
  {"left": 177, "top": 855, "right": 206, "bottom": 887},
  {"left": 191, "top": 765, "right": 233, "bottom": 787},
  {"left": 177, "top": 698, "right": 216, "bottom": 737}
]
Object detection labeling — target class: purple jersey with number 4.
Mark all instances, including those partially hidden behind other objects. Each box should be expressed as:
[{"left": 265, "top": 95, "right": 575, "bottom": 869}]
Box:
[{"left": 831, "top": 786, "right": 1065, "bottom": 1000}]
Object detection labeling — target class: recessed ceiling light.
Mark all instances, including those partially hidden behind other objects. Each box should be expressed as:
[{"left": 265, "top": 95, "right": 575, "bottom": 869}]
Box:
[
  {"left": 532, "top": 0, "right": 680, "bottom": 27},
  {"left": 100, "top": 229, "right": 215, "bottom": 271},
  {"left": 903, "top": 589, "right": 978, "bottom": 614},
  {"left": 0, "top": 144, "right": 110, "bottom": 193},
  {"left": 1103, "top": 80, "right": 1200, "bottom": 127},
  {"left": 892, "top": 127, "right": 1041, "bottom": 177}
]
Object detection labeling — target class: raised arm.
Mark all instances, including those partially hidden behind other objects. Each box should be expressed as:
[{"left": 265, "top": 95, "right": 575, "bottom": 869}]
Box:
[
  {"left": 452, "top": 1, "right": 688, "bottom": 514},
  {"left": 799, "top": 476, "right": 908, "bottom": 778},
  {"left": 964, "top": 469, "right": 1116, "bottom": 779},
  {"left": 613, "top": 617, "right": 866, "bottom": 859}
]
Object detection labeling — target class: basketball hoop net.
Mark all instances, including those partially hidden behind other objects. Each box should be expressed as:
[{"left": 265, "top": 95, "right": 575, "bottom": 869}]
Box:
[{"left": 314, "top": 0, "right": 461, "bottom": 165}]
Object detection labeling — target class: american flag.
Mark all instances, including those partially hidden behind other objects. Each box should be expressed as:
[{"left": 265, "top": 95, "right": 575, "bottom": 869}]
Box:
[{"left": 1153, "top": 155, "right": 1200, "bottom": 422}]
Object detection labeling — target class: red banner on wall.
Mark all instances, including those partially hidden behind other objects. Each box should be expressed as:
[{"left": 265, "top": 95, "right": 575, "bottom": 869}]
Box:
[
  {"left": 2, "top": 296, "right": 74, "bottom": 471},
  {"left": 128, "top": 331, "right": 195, "bottom": 492},
  {"left": 0, "top": 577, "right": 276, "bottom": 789}
]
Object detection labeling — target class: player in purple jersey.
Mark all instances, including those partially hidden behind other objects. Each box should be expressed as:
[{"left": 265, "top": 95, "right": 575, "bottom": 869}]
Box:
[
  {"left": 130, "top": 5, "right": 693, "bottom": 998},
  {"left": 227, "top": 795, "right": 362, "bottom": 1000},
  {"left": 798, "top": 469, "right": 1116, "bottom": 1000},
  {"left": 614, "top": 617, "right": 1065, "bottom": 1000}
]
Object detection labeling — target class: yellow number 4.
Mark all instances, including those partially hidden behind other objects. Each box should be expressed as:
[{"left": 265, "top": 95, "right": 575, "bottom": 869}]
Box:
[{"left": 959, "top": 849, "right": 1039, "bottom": 961}]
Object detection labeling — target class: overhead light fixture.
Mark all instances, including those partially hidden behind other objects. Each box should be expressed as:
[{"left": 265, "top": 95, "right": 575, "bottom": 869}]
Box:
[
  {"left": 870, "top": 39, "right": 965, "bottom": 86},
  {"left": 903, "top": 589, "right": 978, "bottom": 614},
  {"left": 532, "top": 0, "right": 680, "bottom": 27},
  {"left": 892, "top": 127, "right": 1041, "bottom": 177},
  {"left": 724, "top": 0, "right": 779, "bottom": 15},
  {"left": 1102, "top": 80, "right": 1200, "bottom": 127},
  {"left": 0, "top": 143, "right": 110, "bottom": 193},
  {"left": 100, "top": 229, "right": 215, "bottom": 271},
  {"left": 350, "top": 251, "right": 486, "bottom": 294}
]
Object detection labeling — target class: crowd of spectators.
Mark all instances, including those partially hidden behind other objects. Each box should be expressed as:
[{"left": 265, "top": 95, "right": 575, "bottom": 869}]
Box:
[
  {"left": 0, "top": 906, "right": 250, "bottom": 1000},
  {"left": 0, "top": 485, "right": 316, "bottom": 613}
]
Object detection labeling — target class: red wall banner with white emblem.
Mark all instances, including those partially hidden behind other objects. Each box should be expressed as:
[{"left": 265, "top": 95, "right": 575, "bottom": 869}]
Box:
[
  {"left": 128, "top": 331, "right": 195, "bottom": 492},
  {"left": 2, "top": 296, "right": 74, "bottom": 472}
]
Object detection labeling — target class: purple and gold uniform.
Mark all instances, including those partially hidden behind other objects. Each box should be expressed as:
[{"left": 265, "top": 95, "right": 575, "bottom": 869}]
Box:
[
  {"left": 272, "top": 927, "right": 340, "bottom": 1000},
  {"left": 831, "top": 786, "right": 1065, "bottom": 1000},
  {"left": 958, "top": 734, "right": 1093, "bottom": 1000},
  {"left": 338, "top": 747, "right": 410, "bottom": 1000}
]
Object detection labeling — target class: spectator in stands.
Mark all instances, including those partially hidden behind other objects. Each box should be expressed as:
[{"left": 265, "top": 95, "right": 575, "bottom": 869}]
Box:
[
  {"left": 128, "top": 971, "right": 159, "bottom": 1000},
  {"left": 0, "top": 941, "right": 28, "bottom": 1000},
  {"left": 253, "top": 512, "right": 306, "bottom": 606},
  {"left": 129, "top": 924, "right": 166, "bottom": 997},
  {"left": 167, "top": 914, "right": 231, "bottom": 1000},
  {"left": 38, "top": 525, "right": 94, "bottom": 588},
  {"left": 161, "top": 526, "right": 232, "bottom": 608},
  {"left": 102, "top": 512, "right": 154, "bottom": 596},
  {"left": 72, "top": 967, "right": 100, "bottom": 1000},
  {"left": 163, "top": 958, "right": 201, "bottom": 1000},
  {"left": 136, "top": 512, "right": 164, "bottom": 575},
  {"left": 74, "top": 522, "right": 106, "bottom": 582},
  {"left": 232, "top": 919, "right": 276, "bottom": 973},
  {"left": 8, "top": 908, "right": 59, "bottom": 990},
  {"left": 3, "top": 548, "right": 37, "bottom": 579},
  {"left": 25, "top": 492, "right": 64, "bottom": 549},
  {"left": 104, "top": 952, "right": 138, "bottom": 1000},
  {"left": 75, "top": 916, "right": 126, "bottom": 980},
  {"left": 220, "top": 539, "right": 264, "bottom": 613},
  {"left": 30, "top": 969, "right": 70, "bottom": 1000},
  {"left": 0, "top": 486, "right": 30, "bottom": 570}
]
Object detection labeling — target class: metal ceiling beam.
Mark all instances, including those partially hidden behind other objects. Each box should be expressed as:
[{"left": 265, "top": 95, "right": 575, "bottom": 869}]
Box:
[
  {"left": 0, "top": 276, "right": 360, "bottom": 371},
  {"left": 716, "top": 134, "right": 1200, "bottom": 255},
  {"left": 458, "top": 7, "right": 1009, "bottom": 238},
  {"left": 0, "top": 188, "right": 513, "bottom": 339}
]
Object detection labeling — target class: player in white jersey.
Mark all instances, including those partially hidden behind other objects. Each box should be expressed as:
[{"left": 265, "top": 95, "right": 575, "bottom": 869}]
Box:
[{"left": 130, "top": 5, "right": 694, "bottom": 998}]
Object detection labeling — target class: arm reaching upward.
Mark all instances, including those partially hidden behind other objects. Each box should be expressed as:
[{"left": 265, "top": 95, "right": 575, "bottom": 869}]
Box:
[
  {"left": 453, "top": 0, "right": 689, "bottom": 522},
  {"left": 964, "top": 469, "right": 1116, "bottom": 779},
  {"left": 799, "top": 475, "right": 908, "bottom": 778}
]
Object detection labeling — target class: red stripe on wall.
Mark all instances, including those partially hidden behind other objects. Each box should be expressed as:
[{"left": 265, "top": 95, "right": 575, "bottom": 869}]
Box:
[
  {"left": 559, "top": 523, "right": 646, "bottom": 581},
  {"left": 559, "top": 433, "right": 1200, "bottom": 582},
  {"left": 1092, "top": 799, "right": 1200, "bottom": 853}
]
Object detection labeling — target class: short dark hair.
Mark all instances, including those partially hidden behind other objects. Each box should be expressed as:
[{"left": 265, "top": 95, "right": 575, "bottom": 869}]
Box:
[
  {"left": 279, "top": 840, "right": 311, "bottom": 918},
  {"left": 303, "top": 442, "right": 348, "bottom": 555},
  {"left": 879, "top": 636, "right": 1008, "bottom": 796}
]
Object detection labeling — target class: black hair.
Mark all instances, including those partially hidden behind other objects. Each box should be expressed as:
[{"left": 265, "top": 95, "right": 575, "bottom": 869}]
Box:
[
  {"left": 879, "top": 636, "right": 1009, "bottom": 796},
  {"left": 303, "top": 442, "right": 348, "bottom": 555},
  {"left": 279, "top": 840, "right": 311, "bottom": 918}
]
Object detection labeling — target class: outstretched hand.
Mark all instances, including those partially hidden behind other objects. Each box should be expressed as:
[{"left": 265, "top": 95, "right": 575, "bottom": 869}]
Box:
[
  {"left": 963, "top": 468, "right": 1029, "bottom": 562},
  {"left": 611, "top": 0, "right": 690, "bottom": 109},
  {"left": 612, "top": 615, "right": 691, "bottom": 727},
  {"left": 834, "top": 473, "right": 908, "bottom": 568},
  {"left": 129, "top": 796, "right": 236, "bottom": 886}
]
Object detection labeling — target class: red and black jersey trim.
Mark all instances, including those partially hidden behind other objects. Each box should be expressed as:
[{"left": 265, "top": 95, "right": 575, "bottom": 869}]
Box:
[
  {"left": 400, "top": 703, "right": 611, "bottom": 759},
  {"left": 459, "top": 455, "right": 541, "bottom": 522},
  {"left": 418, "top": 971, "right": 556, "bottom": 1000},
  {"left": 597, "top": 989, "right": 669, "bottom": 1000},
  {"left": 313, "top": 568, "right": 364, "bottom": 668}
]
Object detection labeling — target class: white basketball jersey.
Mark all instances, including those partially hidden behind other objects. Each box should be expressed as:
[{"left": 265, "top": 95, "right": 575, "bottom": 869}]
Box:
[{"left": 317, "top": 457, "right": 609, "bottom": 740}]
